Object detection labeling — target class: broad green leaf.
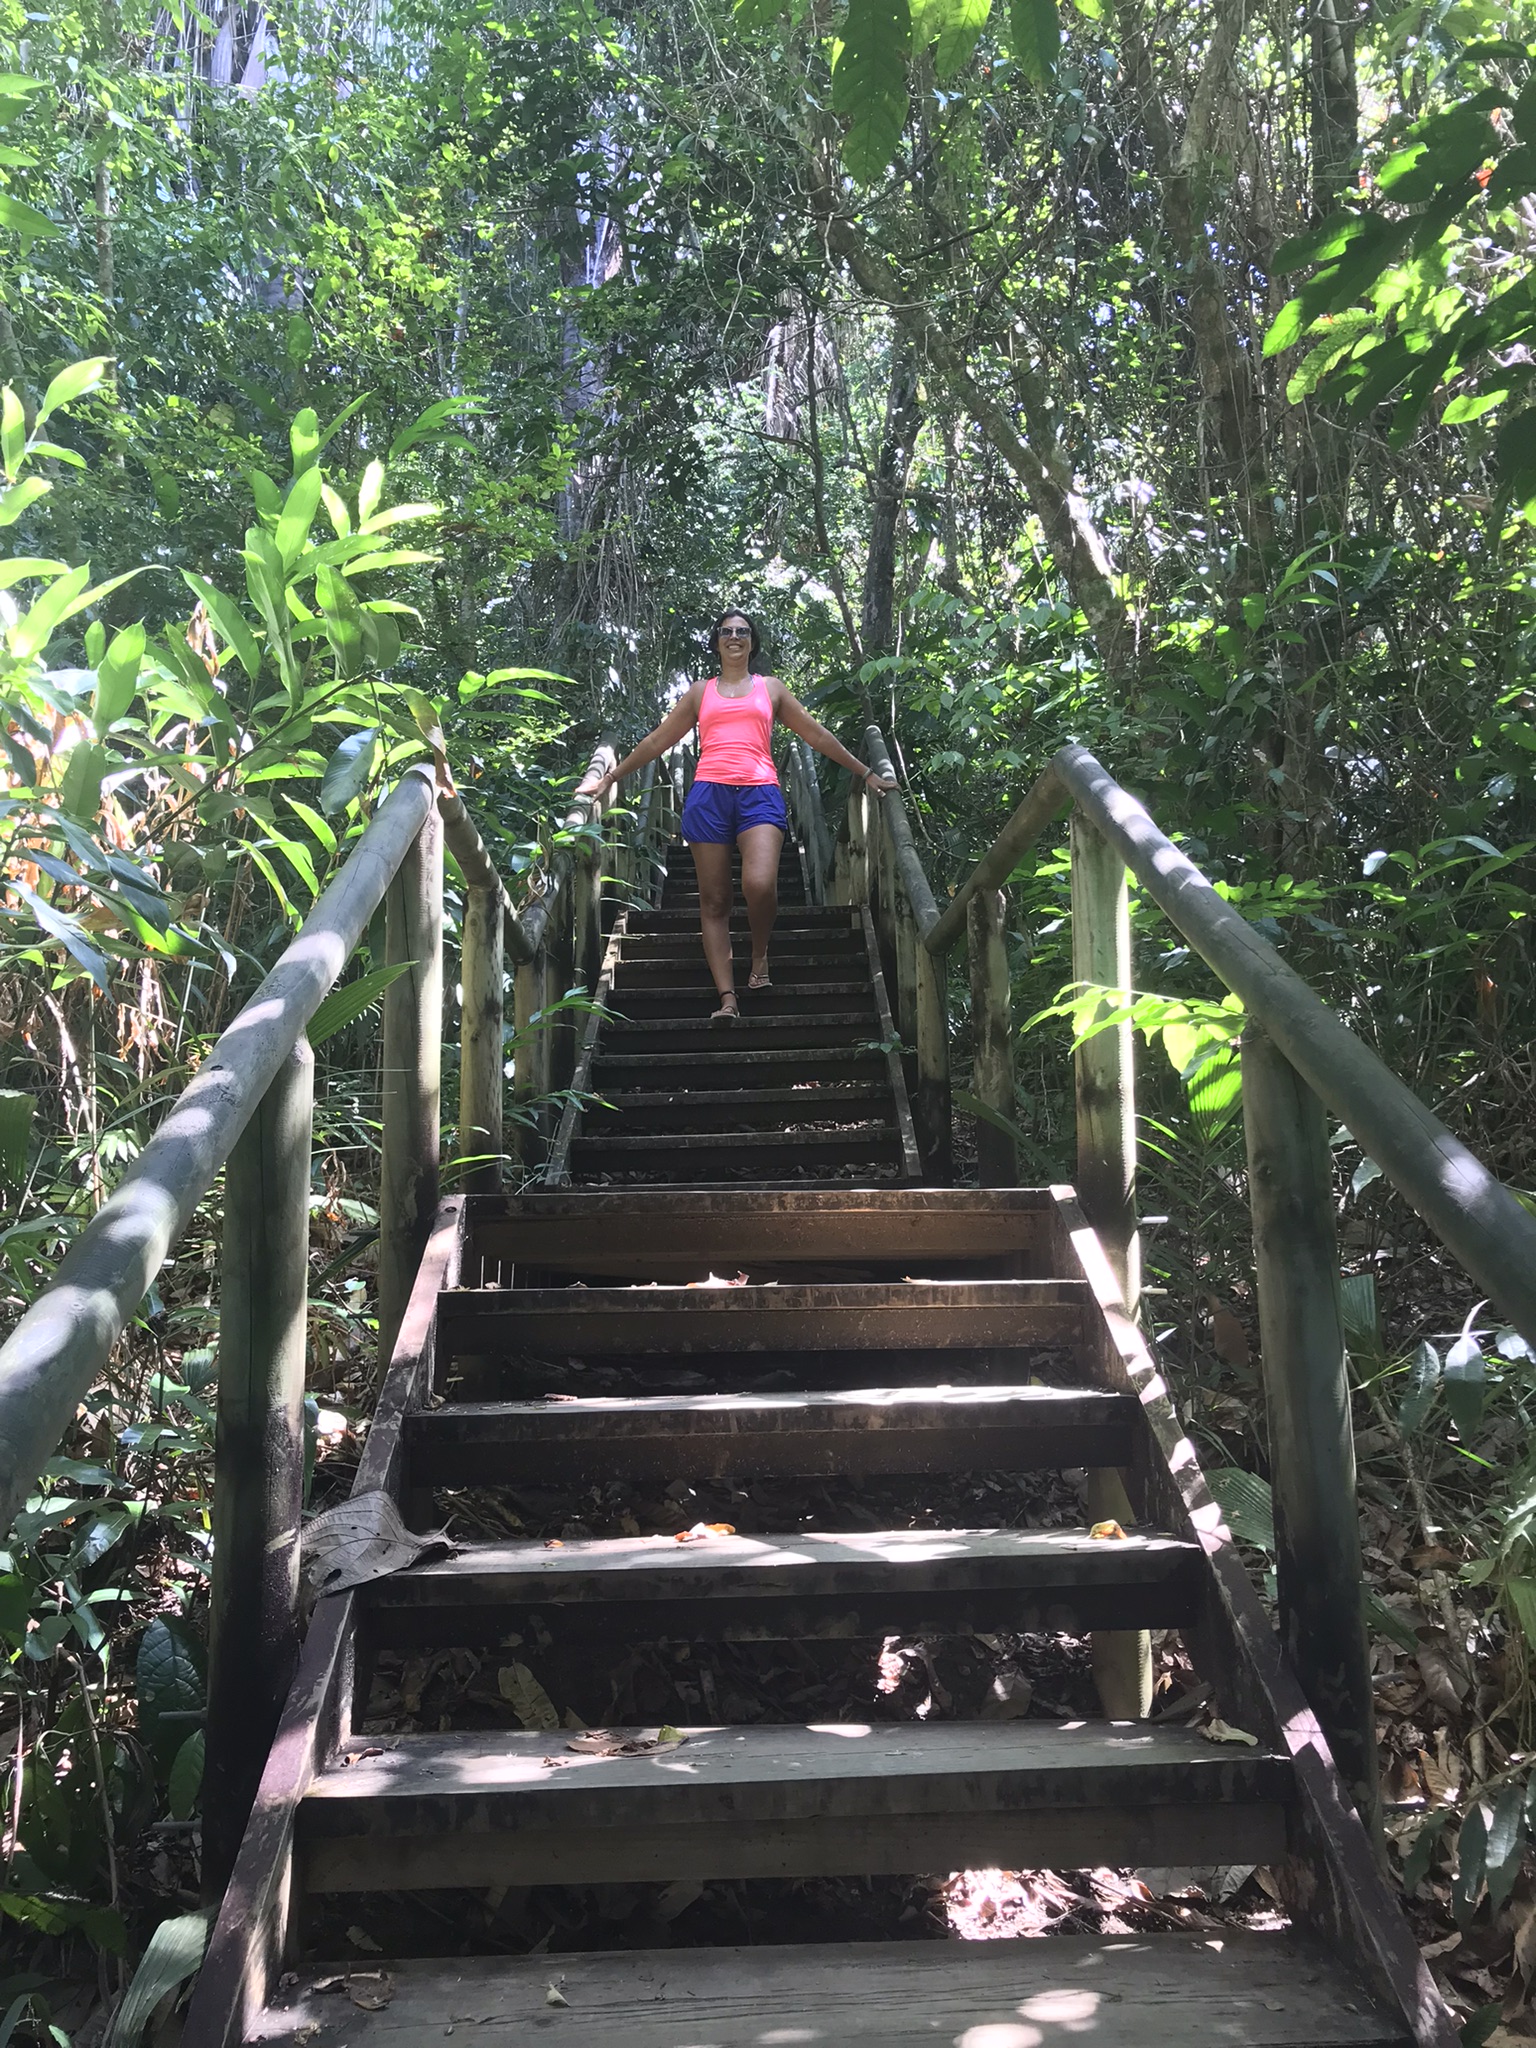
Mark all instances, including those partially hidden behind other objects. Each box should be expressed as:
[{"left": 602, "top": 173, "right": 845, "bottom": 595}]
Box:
[
  {"left": 1339, "top": 1272, "right": 1379, "bottom": 1352},
  {"left": 275, "top": 465, "right": 324, "bottom": 569},
  {"left": 286, "top": 795, "right": 337, "bottom": 855},
  {"left": 167, "top": 1730, "right": 204, "bottom": 1823},
  {"left": 1, "top": 385, "right": 22, "bottom": 473},
  {"left": 1452, "top": 1799, "right": 1489, "bottom": 1926},
  {"left": 833, "top": 0, "right": 911, "bottom": 181},
  {"left": 307, "top": 959, "right": 414, "bottom": 1044},
  {"left": 1485, "top": 1783, "right": 1525, "bottom": 1913},
  {"left": 6, "top": 562, "right": 86, "bottom": 657},
  {"left": 0, "top": 192, "right": 60, "bottom": 246},
  {"left": 37, "top": 357, "right": 111, "bottom": 425},
  {"left": 1205, "top": 1467, "right": 1275, "bottom": 1551},
  {"left": 1401, "top": 1809, "right": 1448, "bottom": 1892},
  {"left": 0, "top": 1571, "right": 28, "bottom": 1639},
  {"left": 1505, "top": 1577, "right": 1536, "bottom": 1653},
  {"left": 1008, "top": 0, "right": 1058, "bottom": 85},
  {"left": 360, "top": 606, "right": 402, "bottom": 670},
  {"left": 1399, "top": 1340, "right": 1440, "bottom": 1433},
  {"left": 357, "top": 458, "right": 385, "bottom": 524},
  {"left": 0, "top": 556, "right": 67, "bottom": 588},
  {"left": 0, "top": 475, "right": 49, "bottom": 526},
  {"left": 101, "top": 1908, "right": 211, "bottom": 2048},
  {"left": 289, "top": 405, "right": 321, "bottom": 475},
  {"left": 58, "top": 740, "right": 106, "bottom": 822},
  {"left": 316, "top": 561, "right": 365, "bottom": 679},
  {"left": 136, "top": 1616, "right": 205, "bottom": 1774},
  {"left": 8, "top": 882, "right": 111, "bottom": 992},
  {"left": 319, "top": 726, "right": 380, "bottom": 813},
  {"left": 93, "top": 620, "right": 146, "bottom": 731},
  {"left": 911, "top": 0, "right": 991, "bottom": 76},
  {"left": 1443, "top": 1330, "right": 1487, "bottom": 1437},
  {"left": 181, "top": 571, "right": 262, "bottom": 680},
  {"left": 320, "top": 482, "right": 351, "bottom": 537}
]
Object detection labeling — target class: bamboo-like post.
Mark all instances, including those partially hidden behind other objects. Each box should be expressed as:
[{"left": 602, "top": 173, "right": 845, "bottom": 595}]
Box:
[
  {"left": 847, "top": 786, "right": 869, "bottom": 907},
  {"left": 966, "top": 888, "right": 1016, "bottom": 1186},
  {"left": 1243, "top": 1024, "right": 1381, "bottom": 1837},
  {"left": 204, "top": 1037, "right": 313, "bottom": 1898},
  {"left": 1069, "top": 813, "right": 1148, "bottom": 1718},
  {"left": 512, "top": 947, "right": 551, "bottom": 1169},
  {"left": 915, "top": 939, "right": 952, "bottom": 1182},
  {"left": 1069, "top": 813, "right": 1140, "bottom": 1311},
  {"left": 378, "top": 806, "right": 443, "bottom": 1373},
  {"left": 894, "top": 881, "right": 919, "bottom": 1050},
  {"left": 572, "top": 828, "right": 602, "bottom": 988},
  {"left": 831, "top": 810, "right": 851, "bottom": 906},
  {"left": 458, "top": 883, "right": 504, "bottom": 1194}
]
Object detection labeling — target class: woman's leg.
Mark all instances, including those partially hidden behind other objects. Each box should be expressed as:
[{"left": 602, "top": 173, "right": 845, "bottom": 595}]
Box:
[
  {"left": 690, "top": 840, "right": 737, "bottom": 1006},
  {"left": 738, "top": 823, "right": 784, "bottom": 983}
]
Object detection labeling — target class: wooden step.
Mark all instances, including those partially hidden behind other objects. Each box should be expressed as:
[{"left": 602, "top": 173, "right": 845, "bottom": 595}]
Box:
[
  {"left": 298, "top": 1719, "right": 1292, "bottom": 1890},
  {"left": 589, "top": 1047, "right": 888, "bottom": 1093},
  {"left": 600, "top": 1013, "right": 884, "bottom": 1051},
  {"left": 439, "top": 1279, "right": 1086, "bottom": 1359},
  {"left": 406, "top": 1382, "right": 1134, "bottom": 1484},
  {"left": 615, "top": 952, "right": 865, "bottom": 984},
  {"left": 630, "top": 907, "right": 853, "bottom": 932},
  {"left": 249, "top": 1932, "right": 1408, "bottom": 2048},
  {"left": 610, "top": 982, "right": 875, "bottom": 1018},
  {"left": 573, "top": 1130, "right": 902, "bottom": 1175},
  {"left": 465, "top": 1188, "right": 1051, "bottom": 1281},
  {"left": 584, "top": 1083, "right": 893, "bottom": 1129},
  {"left": 361, "top": 1525, "right": 1204, "bottom": 1647}
]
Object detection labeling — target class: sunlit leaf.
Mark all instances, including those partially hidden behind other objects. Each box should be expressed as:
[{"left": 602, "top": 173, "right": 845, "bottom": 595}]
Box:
[
  {"left": 320, "top": 726, "right": 381, "bottom": 814},
  {"left": 832, "top": 0, "right": 911, "bottom": 183}
]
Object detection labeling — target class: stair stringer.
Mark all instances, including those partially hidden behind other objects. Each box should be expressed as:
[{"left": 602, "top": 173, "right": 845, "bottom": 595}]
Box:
[
  {"left": 185, "top": 1198, "right": 469, "bottom": 2048},
  {"left": 1048, "top": 1187, "right": 1457, "bottom": 2048}
]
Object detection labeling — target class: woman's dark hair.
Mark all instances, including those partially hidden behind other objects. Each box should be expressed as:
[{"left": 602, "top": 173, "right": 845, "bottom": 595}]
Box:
[{"left": 706, "top": 607, "right": 763, "bottom": 670}]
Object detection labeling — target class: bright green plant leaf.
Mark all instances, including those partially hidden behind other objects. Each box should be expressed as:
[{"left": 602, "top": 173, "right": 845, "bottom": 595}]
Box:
[
  {"left": 289, "top": 405, "right": 321, "bottom": 475},
  {"left": 93, "top": 621, "right": 146, "bottom": 731},
  {"left": 307, "top": 960, "right": 415, "bottom": 1044},
  {"left": 1444, "top": 1317, "right": 1487, "bottom": 1438},
  {"left": 6, "top": 882, "right": 111, "bottom": 992},
  {"left": 0, "top": 192, "right": 60, "bottom": 246},
  {"left": 319, "top": 726, "right": 380, "bottom": 813},
  {"left": 911, "top": 0, "right": 991, "bottom": 75},
  {"left": 135, "top": 1616, "right": 205, "bottom": 1776},
  {"left": 59, "top": 741, "right": 106, "bottom": 822},
  {"left": 0, "top": 475, "right": 49, "bottom": 526},
  {"left": 275, "top": 465, "right": 325, "bottom": 569},
  {"left": 181, "top": 572, "right": 262, "bottom": 680},
  {"left": 36, "top": 357, "right": 112, "bottom": 425}
]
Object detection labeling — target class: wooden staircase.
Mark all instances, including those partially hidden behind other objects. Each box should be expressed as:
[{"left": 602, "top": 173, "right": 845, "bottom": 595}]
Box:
[
  {"left": 190, "top": 831, "right": 1450, "bottom": 2048},
  {"left": 552, "top": 838, "right": 921, "bottom": 1184}
]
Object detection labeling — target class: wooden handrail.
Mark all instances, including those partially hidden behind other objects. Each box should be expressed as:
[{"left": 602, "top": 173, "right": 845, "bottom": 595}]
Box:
[
  {"left": 1054, "top": 741, "right": 1536, "bottom": 1349},
  {"left": 862, "top": 725, "right": 942, "bottom": 936},
  {"left": 0, "top": 765, "right": 438, "bottom": 1534},
  {"left": 923, "top": 763, "right": 1068, "bottom": 956}
]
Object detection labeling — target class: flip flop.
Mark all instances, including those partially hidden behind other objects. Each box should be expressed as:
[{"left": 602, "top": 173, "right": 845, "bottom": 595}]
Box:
[
  {"left": 710, "top": 994, "right": 741, "bottom": 1026},
  {"left": 747, "top": 968, "right": 772, "bottom": 990}
]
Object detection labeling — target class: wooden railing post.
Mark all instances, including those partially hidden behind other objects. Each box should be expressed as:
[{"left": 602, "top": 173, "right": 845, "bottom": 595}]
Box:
[
  {"left": 512, "top": 947, "right": 549, "bottom": 1171},
  {"left": 915, "top": 938, "right": 952, "bottom": 1183},
  {"left": 1243, "top": 1023, "right": 1381, "bottom": 1837},
  {"left": 379, "top": 803, "right": 443, "bottom": 1372},
  {"left": 204, "top": 1035, "right": 313, "bottom": 1899},
  {"left": 458, "top": 882, "right": 504, "bottom": 1194},
  {"left": 847, "top": 786, "right": 869, "bottom": 906},
  {"left": 1069, "top": 812, "right": 1139, "bottom": 1311},
  {"left": 894, "top": 880, "right": 919, "bottom": 1052},
  {"left": 1069, "top": 811, "right": 1149, "bottom": 1719},
  {"left": 966, "top": 888, "right": 1016, "bottom": 1186}
]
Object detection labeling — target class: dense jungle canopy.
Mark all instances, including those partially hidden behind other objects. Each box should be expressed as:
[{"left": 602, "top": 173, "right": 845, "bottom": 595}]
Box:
[{"left": 3, "top": 0, "right": 1536, "bottom": 2030}]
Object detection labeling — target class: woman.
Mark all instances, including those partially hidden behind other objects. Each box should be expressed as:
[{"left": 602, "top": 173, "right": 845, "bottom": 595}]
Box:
[{"left": 585, "top": 609, "right": 897, "bottom": 1022}]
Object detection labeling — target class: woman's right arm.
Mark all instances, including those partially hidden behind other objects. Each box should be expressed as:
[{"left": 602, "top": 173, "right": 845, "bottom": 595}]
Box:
[{"left": 580, "top": 687, "right": 701, "bottom": 802}]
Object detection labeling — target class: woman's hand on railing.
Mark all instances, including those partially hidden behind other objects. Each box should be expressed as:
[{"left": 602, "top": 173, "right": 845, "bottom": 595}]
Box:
[
  {"left": 580, "top": 769, "right": 618, "bottom": 805},
  {"left": 864, "top": 770, "right": 898, "bottom": 797}
]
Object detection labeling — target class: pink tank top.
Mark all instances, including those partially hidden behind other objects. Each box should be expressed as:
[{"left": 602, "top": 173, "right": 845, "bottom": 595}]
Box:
[{"left": 695, "top": 674, "right": 778, "bottom": 786}]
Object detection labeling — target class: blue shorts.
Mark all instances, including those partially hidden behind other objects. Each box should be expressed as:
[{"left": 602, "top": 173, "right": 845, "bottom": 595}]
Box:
[{"left": 680, "top": 779, "right": 788, "bottom": 845}]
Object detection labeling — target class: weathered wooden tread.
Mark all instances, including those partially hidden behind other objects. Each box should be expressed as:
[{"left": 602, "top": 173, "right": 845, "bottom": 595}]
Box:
[
  {"left": 439, "top": 1279, "right": 1087, "bottom": 1356},
  {"left": 407, "top": 1381, "right": 1133, "bottom": 1481},
  {"left": 585, "top": 1082, "right": 891, "bottom": 1120},
  {"left": 573, "top": 1128, "right": 900, "bottom": 1153},
  {"left": 298, "top": 1719, "right": 1292, "bottom": 1890},
  {"left": 611, "top": 981, "right": 875, "bottom": 1013},
  {"left": 248, "top": 1933, "right": 1408, "bottom": 2048},
  {"left": 361, "top": 1525, "right": 1204, "bottom": 1643}
]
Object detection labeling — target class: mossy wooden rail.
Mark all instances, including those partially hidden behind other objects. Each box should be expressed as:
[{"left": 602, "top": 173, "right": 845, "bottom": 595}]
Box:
[
  {"left": 0, "top": 741, "right": 680, "bottom": 1888},
  {"left": 827, "top": 730, "right": 1536, "bottom": 1839}
]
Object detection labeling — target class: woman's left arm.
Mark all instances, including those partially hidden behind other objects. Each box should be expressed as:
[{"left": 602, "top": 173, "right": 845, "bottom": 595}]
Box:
[{"left": 771, "top": 681, "right": 897, "bottom": 795}]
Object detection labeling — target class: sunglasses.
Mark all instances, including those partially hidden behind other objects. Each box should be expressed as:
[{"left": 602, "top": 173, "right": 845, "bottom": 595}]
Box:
[{"left": 718, "top": 627, "right": 751, "bottom": 638}]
